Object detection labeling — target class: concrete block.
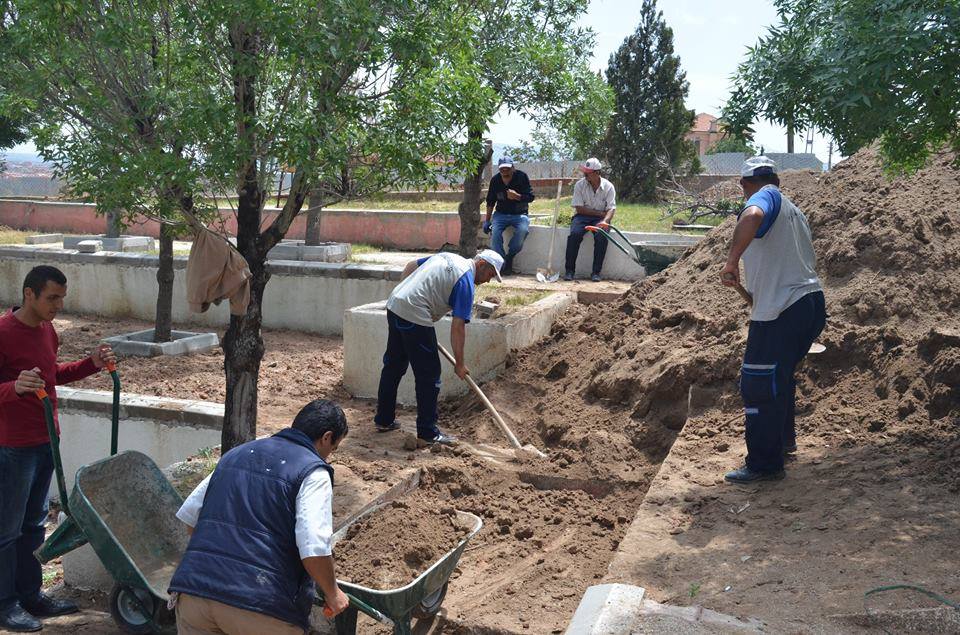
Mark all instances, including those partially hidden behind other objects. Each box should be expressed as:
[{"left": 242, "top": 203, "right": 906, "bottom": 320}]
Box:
[
  {"left": 566, "top": 583, "right": 647, "bottom": 634},
  {"left": 267, "top": 242, "right": 301, "bottom": 260},
  {"left": 63, "top": 234, "right": 154, "bottom": 252},
  {"left": 343, "top": 292, "right": 574, "bottom": 404},
  {"left": 103, "top": 329, "right": 219, "bottom": 358},
  {"left": 266, "top": 240, "right": 350, "bottom": 262},
  {"left": 77, "top": 240, "right": 102, "bottom": 253},
  {"left": 25, "top": 233, "right": 63, "bottom": 245}
]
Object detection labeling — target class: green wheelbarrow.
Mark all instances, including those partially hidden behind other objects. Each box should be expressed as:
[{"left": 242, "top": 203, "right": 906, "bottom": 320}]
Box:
[
  {"left": 320, "top": 501, "right": 483, "bottom": 635},
  {"left": 585, "top": 221, "right": 684, "bottom": 274},
  {"left": 34, "top": 366, "right": 182, "bottom": 634}
]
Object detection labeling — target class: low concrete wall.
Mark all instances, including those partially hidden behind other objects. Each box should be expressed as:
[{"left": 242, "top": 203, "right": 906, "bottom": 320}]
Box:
[
  {"left": 343, "top": 293, "right": 575, "bottom": 404},
  {"left": 0, "top": 198, "right": 461, "bottom": 251},
  {"left": 512, "top": 225, "right": 701, "bottom": 281},
  {"left": 56, "top": 388, "right": 222, "bottom": 592},
  {"left": 0, "top": 246, "right": 401, "bottom": 335}
]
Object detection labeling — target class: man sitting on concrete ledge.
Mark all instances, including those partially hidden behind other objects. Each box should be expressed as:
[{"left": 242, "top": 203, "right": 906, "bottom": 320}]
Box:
[{"left": 374, "top": 249, "right": 503, "bottom": 445}]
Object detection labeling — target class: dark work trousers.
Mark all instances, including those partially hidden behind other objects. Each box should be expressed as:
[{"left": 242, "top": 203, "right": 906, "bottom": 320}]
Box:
[
  {"left": 374, "top": 311, "right": 442, "bottom": 439},
  {"left": 565, "top": 214, "right": 608, "bottom": 275},
  {"left": 740, "top": 291, "right": 826, "bottom": 473},
  {"left": 0, "top": 443, "right": 54, "bottom": 610}
]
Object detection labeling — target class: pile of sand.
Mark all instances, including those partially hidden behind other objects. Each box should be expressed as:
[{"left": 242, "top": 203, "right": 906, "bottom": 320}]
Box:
[{"left": 451, "top": 145, "right": 960, "bottom": 487}]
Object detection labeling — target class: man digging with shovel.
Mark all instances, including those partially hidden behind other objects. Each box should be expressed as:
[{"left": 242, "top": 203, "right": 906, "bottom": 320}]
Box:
[
  {"left": 374, "top": 250, "right": 504, "bottom": 445},
  {"left": 720, "top": 156, "right": 826, "bottom": 484}
]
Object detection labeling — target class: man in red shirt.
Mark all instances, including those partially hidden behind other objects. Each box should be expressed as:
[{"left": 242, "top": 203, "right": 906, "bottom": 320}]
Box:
[{"left": 0, "top": 265, "right": 115, "bottom": 632}]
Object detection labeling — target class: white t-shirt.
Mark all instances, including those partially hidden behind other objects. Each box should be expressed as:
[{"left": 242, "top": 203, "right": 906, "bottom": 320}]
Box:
[
  {"left": 571, "top": 177, "right": 617, "bottom": 215},
  {"left": 176, "top": 468, "right": 333, "bottom": 559}
]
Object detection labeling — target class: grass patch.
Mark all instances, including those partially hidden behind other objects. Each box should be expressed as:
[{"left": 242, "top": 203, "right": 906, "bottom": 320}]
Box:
[
  {"left": 477, "top": 284, "right": 551, "bottom": 314},
  {"left": 0, "top": 225, "right": 29, "bottom": 244},
  {"left": 350, "top": 243, "right": 382, "bottom": 255}
]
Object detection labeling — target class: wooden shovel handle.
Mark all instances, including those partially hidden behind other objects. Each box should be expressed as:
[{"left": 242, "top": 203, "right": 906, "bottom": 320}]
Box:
[{"left": 436, "top": 344, "right": 523, "bottom": 450}]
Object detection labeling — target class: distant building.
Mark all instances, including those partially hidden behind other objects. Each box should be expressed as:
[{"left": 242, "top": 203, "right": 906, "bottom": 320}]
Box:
[
  {"left": 686, "top": 113, "right": 725, "bottom": 156},
  {"left": 700, "top": 152, "right": 825, "bottom": 176}
]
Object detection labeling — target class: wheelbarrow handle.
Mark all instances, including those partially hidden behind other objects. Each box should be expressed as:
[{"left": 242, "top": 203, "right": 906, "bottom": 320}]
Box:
[
  {"left": 34, "top": 389, "right": 71, "bottom": 517},
  {"left": 585, "top": 224, "right": 638, "bottom": 263},
  {"left": 323, "top": 592, "right": 394, "bottom": 628}
]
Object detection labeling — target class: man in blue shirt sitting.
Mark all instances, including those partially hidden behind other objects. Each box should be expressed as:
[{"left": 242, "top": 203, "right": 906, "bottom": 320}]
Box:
[
  {"left": 483, "top": 157, "right": 535, "bottom": 275},
  {"left": 374, "top": 250, "right": 504, "bottom": 444}
]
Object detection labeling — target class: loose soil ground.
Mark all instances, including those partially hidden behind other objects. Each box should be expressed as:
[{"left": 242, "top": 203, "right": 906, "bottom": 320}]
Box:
[{"left": 43, "top": 145, "right": 960, "bottom": 634}]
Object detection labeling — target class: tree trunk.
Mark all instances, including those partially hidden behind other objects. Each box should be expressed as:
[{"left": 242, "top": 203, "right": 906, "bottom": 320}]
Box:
[
  {"left": 786, "top": 120, "right": 795, "bottom": 153},
  {"left": 221, "top": 260, "right": 267, "bottom": 451},
  {"left": 106, "top": 210, "right": 121, "bottom": 238},
  {"left": 457, "top": 131, "right": 492, "bottom": 257},
  {"left": 221, "top": 22, "right": 267, "bottom": 452},
  {"left": 305, "top": 190, "right": 322, "bottom": 246},
  {"left": 154, "top": 224, "right": 174, "bottom": 343}
]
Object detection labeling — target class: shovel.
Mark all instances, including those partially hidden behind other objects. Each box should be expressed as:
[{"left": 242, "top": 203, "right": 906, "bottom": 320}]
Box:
[
  {"left": 437, "top": 344, "right": 547, "bottom": 458},
  {"left": 536, "top": 180, "right": 563, "bottom": 283},
  {"left": 723, "top": 272, "right": 825, "bottom": 355}
]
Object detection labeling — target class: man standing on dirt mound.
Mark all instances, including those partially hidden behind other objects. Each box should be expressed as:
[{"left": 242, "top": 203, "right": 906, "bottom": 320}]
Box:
[
  {"left": 720, "top": 156, "right": 826, "bottom": 484},
  {"left": 374, "top": 250, "right": 503, "bottom": 445}
]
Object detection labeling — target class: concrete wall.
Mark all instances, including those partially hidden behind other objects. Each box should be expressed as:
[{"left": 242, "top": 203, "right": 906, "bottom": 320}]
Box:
[
  {"left": 343, "top": 293, "right": 575, "bottom": 404},
  {"left": 55, "top": 388, "right": 222, "bottom": 592},
  {"left": 0, "top": 199, "right": 461, "bottom": 251},
  {"left": 0, "top": 246, "right": 401, "bottom": 335},
  {"left": 512, "top": 225, "right": 701, "bottom": 281}
]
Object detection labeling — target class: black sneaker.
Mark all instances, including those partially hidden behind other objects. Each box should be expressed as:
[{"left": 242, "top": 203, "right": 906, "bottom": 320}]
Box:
[
  {"left": 783, "top": 443, "right": 797, "bottom": 454},
  {"left": 563, "top": 271, "right": 575, "bottom": 281},
  {"left": 375, "top": 421, "right": 401, "bottom": 433},
  {"left": 724, "top": 466, "right": 785, "bottom": 484},
  {"left": 591, "top": 273, "right": 602, "bottom": 282},
  {"left": 0, "top": 604, "right": 42, "bottom": 632},
  {"left": 21, "top": 592, "right": 78, "bottom": 618},
  {"left": 420, "top": 432, "right": 457, "bottom": 446}
]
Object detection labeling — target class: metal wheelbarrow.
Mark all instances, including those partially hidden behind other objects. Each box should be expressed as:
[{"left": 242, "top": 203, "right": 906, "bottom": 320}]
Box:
[
  {"left": 34, "top": 365, "right": 182, "bottom": 633},
  {"left": 319, "top": 472, "right": 483, "bottom": 635},
  {"left": 585, "top": 221, "right": 682, "bottom": 273}
]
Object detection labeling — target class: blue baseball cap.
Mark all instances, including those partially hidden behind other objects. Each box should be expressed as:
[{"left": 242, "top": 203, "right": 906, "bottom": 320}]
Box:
[{"left": 498, "top": 157, "right": 514, "bottom": 168}]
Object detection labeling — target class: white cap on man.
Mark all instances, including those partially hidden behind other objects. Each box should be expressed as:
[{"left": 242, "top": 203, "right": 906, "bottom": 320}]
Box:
[
  {"left": 498, "top": 156, "right": 514, "bottom": 169},
  {"left": 476, "top": 249, "right": 504, "bottom": 282},
  {"left": 741, "top": 155, "right": 778, "bottom": 177},
  {"left": 581, "top": 157, "right": 603, "bottom": 172}
]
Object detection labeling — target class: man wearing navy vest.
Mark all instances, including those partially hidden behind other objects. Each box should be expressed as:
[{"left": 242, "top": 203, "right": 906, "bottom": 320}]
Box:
[
  {"left": 169, "top": 399, "right": 349, "bottom": 634},
  {"left": 720, "top": 156, "right": 826, "bottom": 484},
  {"left": 374, "top": 250, "right": 503, "bottom": 445}
]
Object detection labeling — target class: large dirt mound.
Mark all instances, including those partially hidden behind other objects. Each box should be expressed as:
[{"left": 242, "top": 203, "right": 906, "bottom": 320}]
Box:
[{"left": 449, "top": 145, "right": 960, "bottom": 486}]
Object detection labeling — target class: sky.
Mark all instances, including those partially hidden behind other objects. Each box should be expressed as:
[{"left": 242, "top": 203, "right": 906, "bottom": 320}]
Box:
[
  {"left": 8, "top": 0, "right": 838, "bottom": 164},
  {"left": 488, "top": 0, "right": 839, "bottom": 163}
]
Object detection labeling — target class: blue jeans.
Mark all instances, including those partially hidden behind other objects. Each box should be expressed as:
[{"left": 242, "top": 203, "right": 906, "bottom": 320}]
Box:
[
  {"left": 0, "top": 443, "right": 54, "bottom": 610},
  {"left": 740, "top": 291, "right": 826, "bottom": 472},
  {"left": 375, "top": 311, "right": 442, "bottom": 439},
  {"left": 565, "top": 214, "right": 608, "bottom": 275},
  {"left": 491, "top": 214, "right": 530, "bottom": 259}
]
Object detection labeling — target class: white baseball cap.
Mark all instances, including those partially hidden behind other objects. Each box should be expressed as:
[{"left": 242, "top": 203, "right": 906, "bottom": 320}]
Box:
[
  {"left": 741, "top": 155, "right": 778, "bottom": 177},
  {"left": 581, "top": 157, "right": 603, "bottom": 172},
  {"left": 476, "top": 249, "right": 503, "bottom": 282}
]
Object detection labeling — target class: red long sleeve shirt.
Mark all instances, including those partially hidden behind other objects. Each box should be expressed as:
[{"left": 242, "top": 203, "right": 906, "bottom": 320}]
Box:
[{"left": 0, "top": 308, "right": 100, "bottom": 447}]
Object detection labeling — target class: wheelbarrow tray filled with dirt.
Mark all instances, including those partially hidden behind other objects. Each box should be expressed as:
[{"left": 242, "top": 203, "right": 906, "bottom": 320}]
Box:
[{"left": 321, "top": 505, "right": 482, "bottom": 635}]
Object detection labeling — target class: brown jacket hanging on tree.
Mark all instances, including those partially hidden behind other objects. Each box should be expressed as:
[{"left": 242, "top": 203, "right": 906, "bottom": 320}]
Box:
[{"left": 185, "top": 230, "right": 251, "bottom": 316}]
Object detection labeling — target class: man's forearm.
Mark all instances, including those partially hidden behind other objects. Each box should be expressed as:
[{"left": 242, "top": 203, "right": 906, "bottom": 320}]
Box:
[
  {"left": 602, "top": 208, "right": 615, "bottom": 224},
  {"left": 451, "top": 319, "right": 466, "bottom": 366},
  {"left": 303, "top": 555, "right": 339, "bottom": 601},
  {"left": 574, "top": 206, "right": 605, "bottom": 218},
  {"left": 485, "top": 206, "right": 494, "bottom": 221}
]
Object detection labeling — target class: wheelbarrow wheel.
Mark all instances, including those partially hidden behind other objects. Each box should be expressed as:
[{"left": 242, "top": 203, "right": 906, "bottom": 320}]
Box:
[
  {"left": 411, "top": 582, "right": 448, "bottom": 619},
  {"left": 109, "top": 584, "right": 156, "bottom": 634}
]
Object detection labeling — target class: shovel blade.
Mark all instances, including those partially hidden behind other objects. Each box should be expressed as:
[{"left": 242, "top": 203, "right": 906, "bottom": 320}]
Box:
[{"left": 536, "top": 270, "right": 560, "bottom": 283}]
